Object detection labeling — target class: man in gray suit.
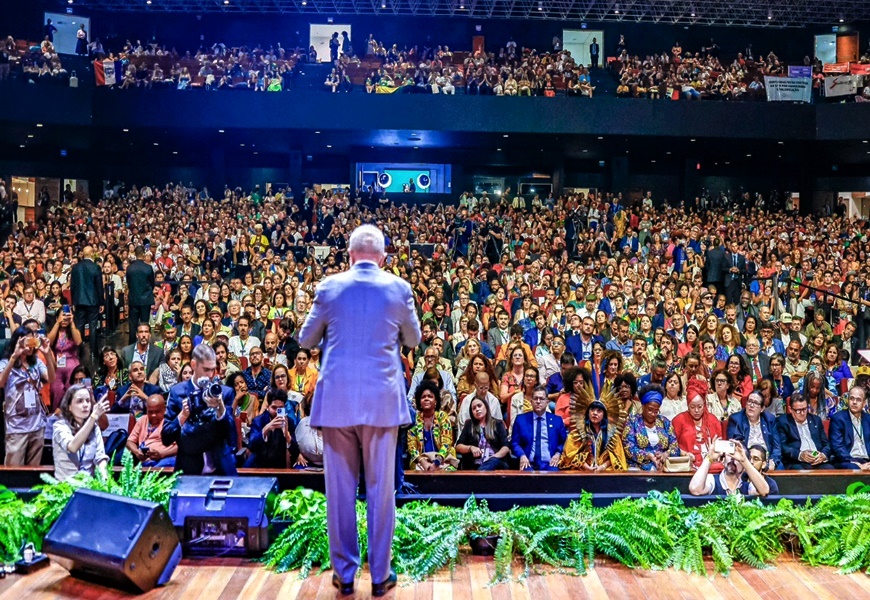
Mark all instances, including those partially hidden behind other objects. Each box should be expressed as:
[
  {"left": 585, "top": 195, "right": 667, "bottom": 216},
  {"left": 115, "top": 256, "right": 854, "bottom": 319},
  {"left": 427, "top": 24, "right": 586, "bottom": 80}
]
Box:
[{"left": 299, "top": 224, "right": 421, "bottom": 597}]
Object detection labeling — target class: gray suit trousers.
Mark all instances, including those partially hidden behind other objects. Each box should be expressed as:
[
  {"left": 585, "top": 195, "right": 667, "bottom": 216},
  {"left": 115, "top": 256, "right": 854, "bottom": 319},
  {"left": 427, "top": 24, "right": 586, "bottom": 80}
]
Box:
[{"left": 322, "top": 425, "right": 398, "bottom": 584}]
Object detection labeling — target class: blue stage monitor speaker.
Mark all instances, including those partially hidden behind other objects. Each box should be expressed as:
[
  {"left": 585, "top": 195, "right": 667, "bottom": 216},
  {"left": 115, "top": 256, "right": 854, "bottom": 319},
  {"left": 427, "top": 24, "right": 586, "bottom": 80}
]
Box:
[
  {"left": 169, "top": 476, "right": 278, "bottom": 556},
  {"left": 43, "top": 489, "right": 182, "bottom": 593}
]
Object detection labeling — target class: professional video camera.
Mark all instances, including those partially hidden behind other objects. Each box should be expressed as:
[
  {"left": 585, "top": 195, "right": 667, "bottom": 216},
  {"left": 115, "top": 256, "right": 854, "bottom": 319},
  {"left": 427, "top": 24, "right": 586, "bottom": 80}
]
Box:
[{"left": 187, "top": 377, "right": 224, "bottom": 423}]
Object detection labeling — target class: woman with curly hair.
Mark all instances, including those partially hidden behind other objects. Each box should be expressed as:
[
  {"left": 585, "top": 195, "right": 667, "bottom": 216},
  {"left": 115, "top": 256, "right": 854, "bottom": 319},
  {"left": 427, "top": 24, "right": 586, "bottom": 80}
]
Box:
[{"left": 406, "top": 380, "right": 458, "bottom": 471}]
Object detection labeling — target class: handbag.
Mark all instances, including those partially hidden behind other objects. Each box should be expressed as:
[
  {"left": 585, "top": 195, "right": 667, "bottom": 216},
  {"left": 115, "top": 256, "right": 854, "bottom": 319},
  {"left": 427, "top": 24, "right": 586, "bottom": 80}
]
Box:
[{"left": 664, "top": 455, "right": 692, "bottom": 472}]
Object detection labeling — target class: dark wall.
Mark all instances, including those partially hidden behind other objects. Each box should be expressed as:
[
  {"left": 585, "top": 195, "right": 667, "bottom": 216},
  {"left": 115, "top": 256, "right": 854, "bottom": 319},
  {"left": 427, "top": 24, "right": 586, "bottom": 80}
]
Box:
[{"left": 9, "top": 1, "right": 869, "bottom": 65}]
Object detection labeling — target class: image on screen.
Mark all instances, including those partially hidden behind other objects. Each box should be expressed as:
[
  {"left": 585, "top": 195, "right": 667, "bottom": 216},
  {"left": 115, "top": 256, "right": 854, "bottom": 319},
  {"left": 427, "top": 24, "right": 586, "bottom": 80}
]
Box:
[{"left": 309, "top": 24, "right": 351, "bottom": 63}]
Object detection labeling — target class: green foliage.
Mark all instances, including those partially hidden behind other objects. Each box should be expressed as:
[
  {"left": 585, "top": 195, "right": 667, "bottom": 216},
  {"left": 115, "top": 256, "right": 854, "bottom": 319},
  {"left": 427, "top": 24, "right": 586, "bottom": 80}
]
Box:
[
  {"left": 272, "top": 487, "right": 327, "bottom": 522},
  {"left": 0, "top": 485, "right": 42, "bottom": 562}
]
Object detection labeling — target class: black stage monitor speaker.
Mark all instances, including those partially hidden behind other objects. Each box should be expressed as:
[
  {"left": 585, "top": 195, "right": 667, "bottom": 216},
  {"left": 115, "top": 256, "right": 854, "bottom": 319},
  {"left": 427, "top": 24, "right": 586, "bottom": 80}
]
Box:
[{"left": 43, "top": 489, "right": 182, "bottom": 593}]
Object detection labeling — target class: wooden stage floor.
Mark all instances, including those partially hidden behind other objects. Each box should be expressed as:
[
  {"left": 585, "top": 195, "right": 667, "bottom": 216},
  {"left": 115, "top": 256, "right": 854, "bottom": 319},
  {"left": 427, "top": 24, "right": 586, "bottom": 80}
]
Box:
[{"left": 1, "top": 556, "right": 868, "bottom": 600}]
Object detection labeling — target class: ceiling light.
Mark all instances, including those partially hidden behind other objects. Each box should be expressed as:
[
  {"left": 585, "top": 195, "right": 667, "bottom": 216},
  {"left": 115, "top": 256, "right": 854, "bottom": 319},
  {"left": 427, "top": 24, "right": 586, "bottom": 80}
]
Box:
[
  {"left": 583, "top": 149, "right": 588, "bottom": 153},
  {"left": 68, "top": 0, "right": 73, "bottom": 4},
  {"left": 301, "top": 0, "right": 306, "bottom": 4},
  {"left": 413, "top": 146, "right": 419, "bottom": 149},
  {"left": 503, "top": 134, "right": 509, "bottom": 138},
  {"left": 27, "top": 134, "right": 34, "bottom": 138},
  {"left": 123, "top": 128, "right": 129, "bottom": 132},
  {"left": 19, "top": 144, "right": 25, "bottom": 148},
  {"left": 240, "top": 143, "right": 245, "bottom": 147},
  {"left": 146, "top": 0, "right": 152, "bottom": 4},
  {"left": 651, "top": 160, "right": 656, "bottom": 163},
  {"left": 224, "top": 0, "right": 229, "bottom": 4},
  {"left": 597, "top": 136, "right": 603, "bottom": 140},
  {"left": 36, "top": 123, "right": 43, "bottom": 128},
  {"left": 381, "top": 1, "right": 386, "bottom": 7},
  {"left": 746, "top": 153, "right": 751, "bottom": 157},
  {"left": 497, "top": 148, "right": 502, "bottom": 151},
  {"left": 778, "top": 141, "right": 784, "bottom": 144},
  {"left": 153, "top": 142, "right": 159, "bottom": 146},
  {"left": 218, "top": 129, "right": 225, "bottom": 133},
  {"left": 172, "top": 151, "right": 178, "bottom": 154},
  {"left": 326, "top": 145, "right": 332, "bottom": 148},
  {"left": 315, "top": 131, "right": 320, "bottom": 134},
  {"left": 690, "top": 138, "right": 696, "bottom": 142}
]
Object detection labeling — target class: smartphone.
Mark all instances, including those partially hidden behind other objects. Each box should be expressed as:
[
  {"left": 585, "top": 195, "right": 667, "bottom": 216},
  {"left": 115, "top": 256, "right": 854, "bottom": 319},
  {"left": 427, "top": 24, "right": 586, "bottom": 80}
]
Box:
[
  {"left": 276, "top": 407, "right": 286, "bottom": 418},
  {"left": 82, "top": 378, "right": 92, "bottom": 388},
  {"left": 714, "top": 440, "right": 736, "bottom": 455},
  {"left": 62, "top": 305, "right": 71, "bottom": 315}
]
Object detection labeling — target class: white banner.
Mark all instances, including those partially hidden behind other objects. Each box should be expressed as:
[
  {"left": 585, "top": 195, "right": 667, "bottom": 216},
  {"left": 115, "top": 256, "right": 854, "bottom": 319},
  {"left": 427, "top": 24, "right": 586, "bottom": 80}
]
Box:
[
  {"left": 764, "top": 76, "right": 811, "bottom": 103},
  {"left": 824, "top": 74, "right": 858, "bottom": 97}
]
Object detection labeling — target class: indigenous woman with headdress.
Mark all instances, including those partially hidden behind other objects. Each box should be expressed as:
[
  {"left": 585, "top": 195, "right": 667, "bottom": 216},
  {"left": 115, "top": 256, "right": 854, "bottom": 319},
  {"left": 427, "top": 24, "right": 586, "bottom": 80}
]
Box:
[{"left": 559, "top": 381, "right": 629, "bottom": 471}]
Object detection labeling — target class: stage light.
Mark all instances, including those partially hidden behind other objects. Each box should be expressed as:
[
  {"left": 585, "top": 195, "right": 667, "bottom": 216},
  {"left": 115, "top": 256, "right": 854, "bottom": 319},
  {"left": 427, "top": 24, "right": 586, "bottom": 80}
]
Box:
[
  {"left": 302, "top": 0, "right": 307, "bottom": 4},
  {"left": 224, "top": 0, "right": 230, "bottom": 4}
]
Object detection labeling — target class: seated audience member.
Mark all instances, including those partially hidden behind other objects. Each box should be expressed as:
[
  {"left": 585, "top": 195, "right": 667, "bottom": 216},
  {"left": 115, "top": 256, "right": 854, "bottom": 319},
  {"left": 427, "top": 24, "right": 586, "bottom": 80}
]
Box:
[
  {"left": 546, "top": 351, "right": 575, "bottom": 404},
  {"left": 291, "top": 397, "right": 323, "bottom": 468},
  {"left": 52, "top": 384, "right": 110, "bottom": 481},
  {"left": 554, "top": 365, "right": 593, "bottom": 428},
  {"left": 455, "top": 396, "right": 510, "bottom": 470},
  {"left": 510, "top": 367, "right": 544, "bottom": 426},
  {"left": 407, "top": 347, "right": 457, "bottom": 407},
  {"left": 123, "top": 322, "right": 165, "bottom": 379},
  {"left": 623, "top": 384, "right": 681, "bottom": 471},
  {"left": 706, "top": 368, "right": 742, "bottom": 420},
  {"left": 659, "top": 372, "right": 687, "bottom": 421},
  {"left": 726, "top": 390, "right": 782, "bottom": 470},
  {"left": 765, "top": 353, "right": 794, "bottom": 404},
  {"left": 829, "top": 385, "right": 870, "bottom": 470},
  {"left": 672, "top": 379, "right": 724, "bottom": 472},
  {"left": 113, "top": 360, "right": 162, "bottom": 415},
  {"left": 242, "top": 346, "right": 272, "bottom": 398},
  {"left": 688, "top": 436, "right": 771, "bottom": 497},
  {"left": 776, "top": 393, "right": 832, "bottom": 470},
  {"left": 126, "top": 394, "right": 178, "bottom": 468},
  {"left": 286, "top": 348, "right": 319, "bottom": 404},
  {"left": 511, "top": 386, "right": 567, "bottom": 471},
  {"left": 614, "top": 371, "right": 639, "bottom": 415},
  {"left": 245, "top": 389, "right": 293, "bottom": 468},
  {"left": 150, "top": 347, "right": 183, "bottom": 392},
  {"left": 756, "top": 378, "right": 785, "bottom": 416},
  {"left": 406, "top": 380, "right": 458, "bottom": 471},
  {"left": 559, "top": 381, "right": 628, "bottom": 471},
  {"left": 457, "top": 371, "right": 503, "bottom": 426}
]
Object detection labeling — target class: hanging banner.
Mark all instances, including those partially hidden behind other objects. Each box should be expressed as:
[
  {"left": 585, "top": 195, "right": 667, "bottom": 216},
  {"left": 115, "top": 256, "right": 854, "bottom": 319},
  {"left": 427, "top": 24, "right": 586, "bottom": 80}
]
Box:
[
  {"left": 824, "top": 74, "right": 858, "bottom": 97},
  {"left": 94, "top": 59, "right": 122, "bottom": 86},
  {"left": 823, "top": 62, "right": 850, "bottom": 73},
  {"left": 850, "top": 63, "right": 870, "bottom": 76},
  {"left": 787, "top": 66, "right": 812, "bottom": 78},
  {"left": 764, "top": 76, "right": 812, "bottom": 102}
]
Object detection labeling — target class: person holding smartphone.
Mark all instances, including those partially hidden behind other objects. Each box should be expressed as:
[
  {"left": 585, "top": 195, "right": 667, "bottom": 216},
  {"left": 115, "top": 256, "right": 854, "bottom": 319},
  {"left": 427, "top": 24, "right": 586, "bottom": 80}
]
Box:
[
  {"left": 245, "top": 389, "right": 293, "bottom": 468},
  {"left": 47, "top": 305, "right": 82, "bottom": 410},
  {"left": 688, "top": 436, "right": 770, "bottom": 497},
  {"left": 52, "top": 383, "right": 110, "bottom": 481}
]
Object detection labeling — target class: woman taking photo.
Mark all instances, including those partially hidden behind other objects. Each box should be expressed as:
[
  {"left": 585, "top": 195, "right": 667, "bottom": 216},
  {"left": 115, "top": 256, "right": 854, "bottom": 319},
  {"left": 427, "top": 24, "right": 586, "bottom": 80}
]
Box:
[
  {"left": 455, "top": 397, "right": 510, "bottom": 471},
  {"left": 48, "top": 306, "right": 82, "bottom": 410},
  {"left": 407, "top": 380, "right": 459, "bottom": 471},
  {"left": 52, "top": 384, "right": 110, "bottom": 481},
  {"left": 706, "top": 368, "right": 742, "bottom": 420},
  {"left": 673, "top": 379, "right": 723, "bottom": 472}
]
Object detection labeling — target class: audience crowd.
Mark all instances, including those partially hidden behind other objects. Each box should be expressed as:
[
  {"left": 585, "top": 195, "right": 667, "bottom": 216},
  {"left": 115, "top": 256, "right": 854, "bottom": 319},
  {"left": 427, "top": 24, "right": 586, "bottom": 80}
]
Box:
[{"left": 1, "top": 178, "right": 870, "bottom": 493}]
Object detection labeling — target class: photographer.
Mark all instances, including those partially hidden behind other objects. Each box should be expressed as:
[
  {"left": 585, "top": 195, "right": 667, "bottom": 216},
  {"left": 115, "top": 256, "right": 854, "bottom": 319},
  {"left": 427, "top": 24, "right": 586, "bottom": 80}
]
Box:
[
  {"left": 688, "top": 436, "right": 771, "bottom": 497},
  {"left": 162, "top": 344, "right": 237, "bottom": 475},
  {"left": 245, "top": 389, "right": 293, "bottom": 468}
]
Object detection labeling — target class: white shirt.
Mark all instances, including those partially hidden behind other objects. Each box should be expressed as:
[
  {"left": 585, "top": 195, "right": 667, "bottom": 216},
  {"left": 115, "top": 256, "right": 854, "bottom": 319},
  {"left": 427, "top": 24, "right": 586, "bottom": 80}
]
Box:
[
  {"left": 748, "top": 421, "right": 766, "bottom": 450},
  {"left": 457, "top": 392, "right": 503, "bottom": 428},
  {"left": 795, "top": 420, "right": 817, "bottom": 454},
  {"left": 851, "top": 414, "right": 868, "bottom": 460},
  {"left": 14, "top": 298, "right": 46, "bottom": 324},
  {"left": 228, "top": 335, "right": 261, "bottom": 359}
]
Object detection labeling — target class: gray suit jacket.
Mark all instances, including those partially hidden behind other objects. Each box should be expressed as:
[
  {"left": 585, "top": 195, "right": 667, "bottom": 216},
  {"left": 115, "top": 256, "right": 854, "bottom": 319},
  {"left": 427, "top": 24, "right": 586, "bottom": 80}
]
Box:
[
  {"left": 122, "top": 342, "right": 165, "bottom": 379},
  {"left": 299, "top": 261, "right": 421, "bottom": 428}
]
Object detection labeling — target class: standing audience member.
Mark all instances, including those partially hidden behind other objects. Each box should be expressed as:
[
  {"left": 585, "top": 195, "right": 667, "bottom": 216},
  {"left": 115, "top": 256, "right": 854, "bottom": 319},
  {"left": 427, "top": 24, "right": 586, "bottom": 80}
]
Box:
[
  {"left": 126, "top": 245, "right": 156, "bottom": 344},
  {"left": 1, "top": 328, "right": 55, "bottom": 465},
  {"left": 47, "top": 306, "right": 82, "bottom": 409},
  {"left": 70, "top": 246, "right": 104, "bottom": 361}
]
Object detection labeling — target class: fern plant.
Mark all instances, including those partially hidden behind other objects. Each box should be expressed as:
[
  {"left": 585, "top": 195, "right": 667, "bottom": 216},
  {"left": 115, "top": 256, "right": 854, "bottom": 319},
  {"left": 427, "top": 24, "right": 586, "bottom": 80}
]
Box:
[{"left": 0, "top": 485, "right": 41, "bottom": 561}]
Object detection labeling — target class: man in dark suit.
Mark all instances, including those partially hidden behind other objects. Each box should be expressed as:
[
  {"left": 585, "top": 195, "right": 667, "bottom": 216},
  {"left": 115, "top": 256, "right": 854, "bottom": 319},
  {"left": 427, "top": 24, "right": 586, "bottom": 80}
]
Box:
[
  {"left": 511, "top": 386, "right": 567, "bottom": 471},
  {"left": 704, "top": 236, "right": 727, "bottom": 291},
  {"left": 245, "top": 389, "right": 293, "bottom": 468},
  {"left": 724, "top": 240, "right": 746, "bottom": 305},
  {"left": 829, "top": 385, "right": 870, "bottom": 470},
  {"left": 162, "top": 343, "right": 237, "bottom": 475},
  {"left": 776, "top": 394, "right": 833, "bottom": 469},
  {"left": 126, "top": 245, "right": 155, "bottom": 344},
  {"left": 727, "top": 391, "right": 783, "bottom": 470},
  {"left": 589, "top": 37, "right": 600, "bottom": 69},
  {"left": 122, "top": 322, "right": 165, "bottom": 379},
  {"left": 70, "top": 245, "right": 104, "bottom": 361},
  {"left": 523, "top": 314, "right": 555, "bottom": 350},
  {"left": 740, "top": 338, "right": 770, "bottom": 382}
]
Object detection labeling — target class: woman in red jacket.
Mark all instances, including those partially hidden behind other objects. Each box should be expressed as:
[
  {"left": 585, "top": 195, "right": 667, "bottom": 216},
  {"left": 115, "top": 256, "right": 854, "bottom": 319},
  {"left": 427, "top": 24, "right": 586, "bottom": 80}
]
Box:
[{"left": 672, "top": 379, "right": 723, "bottom": 473}]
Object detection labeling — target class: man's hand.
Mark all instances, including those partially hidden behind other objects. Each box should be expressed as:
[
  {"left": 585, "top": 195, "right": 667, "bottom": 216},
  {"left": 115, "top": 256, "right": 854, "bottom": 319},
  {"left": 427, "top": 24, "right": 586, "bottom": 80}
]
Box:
[
  {"left": 549, "top": 453, "right": 561, "bottom": 468},
  {"left": 518, "top": 455, "right": 530, "bottom": 470},
  {"left": 799, "top": 450, "right": 814, "bottom": 464},
  {"left": 178, "top": 399, "right": 190, "bottom": 426}
]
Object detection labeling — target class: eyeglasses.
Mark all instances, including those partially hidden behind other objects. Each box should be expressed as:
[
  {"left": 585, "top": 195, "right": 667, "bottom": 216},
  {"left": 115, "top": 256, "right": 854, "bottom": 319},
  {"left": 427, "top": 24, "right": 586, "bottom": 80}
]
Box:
[
  {"left": 552, "top": 341, "right": 565, "bottom": 346},
  {"left": 274, "top": 374, "right": 288, "bottom": 380},
  {"left": 746, "top": 400, "right": 762, "bottom": 407},
  {"left": 792, "top": 407, "right": 808, "bottom": 413},
  {"left": 715, "top": 379, "right": 728, "bottom": 384}
]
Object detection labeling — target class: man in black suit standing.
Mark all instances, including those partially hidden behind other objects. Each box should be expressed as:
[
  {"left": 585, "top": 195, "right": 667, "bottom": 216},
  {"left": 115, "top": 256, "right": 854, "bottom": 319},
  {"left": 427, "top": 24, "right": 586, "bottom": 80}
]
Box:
[
  {"left": 776, "top": 394, "right": 833, "bottom": 470},
  {"left": 589, "top": 37, "right": 600, "bottom": 69},
  {"left": 126, "top": 245, "right": 155, "bottom": 344},
  {"left": 70, "top": 245, "right": 104, "bottom": 362},
  {"left": 704, "top": 236, "right": 726, "bottom": 291},
  {"left": 724, "top": 239, "right": 746, "bottom": 305}
]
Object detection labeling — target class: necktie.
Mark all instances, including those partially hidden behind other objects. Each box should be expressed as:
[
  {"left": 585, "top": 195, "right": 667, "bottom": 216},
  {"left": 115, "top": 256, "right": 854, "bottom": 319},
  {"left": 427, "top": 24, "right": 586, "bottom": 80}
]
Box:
[
  {"left": 733, "top": 254, "right": 736, "bottom": 267},
  {"left": 753, "top": 359, "right": 761, "bottom": 382},
  {"left": 534, "top": 416, "right": 543, "bottom": 469}
]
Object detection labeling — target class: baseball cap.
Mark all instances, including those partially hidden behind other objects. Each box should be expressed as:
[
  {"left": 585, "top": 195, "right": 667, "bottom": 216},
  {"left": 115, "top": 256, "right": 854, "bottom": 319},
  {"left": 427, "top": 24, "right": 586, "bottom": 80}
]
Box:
[{"left": 780, "top": 313, "right": 793, "bottom": 324}]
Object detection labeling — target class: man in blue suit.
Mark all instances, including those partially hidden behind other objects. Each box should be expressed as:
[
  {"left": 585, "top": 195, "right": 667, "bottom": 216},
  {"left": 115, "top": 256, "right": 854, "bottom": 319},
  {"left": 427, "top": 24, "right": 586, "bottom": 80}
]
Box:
[
  {"left": 776, "top": 394, "right": 833, "bottom": 469},
  {"left": 727, "top": 391, "right": 782, "bottom": 470},
  {"left": 829, "top": 385, "right": 870, "bottom": 470},
  {"left": 162, "top": 344, "right": 237, "bottom": 475},
  {"left": 524, "top": 314, "right": 555, "bottom": 350},
  {"left": 298, "top": 225, "right": 421, "bottom": 597},
  {"left": 511, "top": 386, "right": 566, "bottom": 471}
]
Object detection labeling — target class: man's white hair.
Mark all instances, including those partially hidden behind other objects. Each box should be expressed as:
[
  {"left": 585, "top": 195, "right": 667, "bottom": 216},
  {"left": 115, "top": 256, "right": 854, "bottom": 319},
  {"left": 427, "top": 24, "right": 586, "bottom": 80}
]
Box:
[{"left": 348, "top": 224, "right": 385, "bottom": 258}]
